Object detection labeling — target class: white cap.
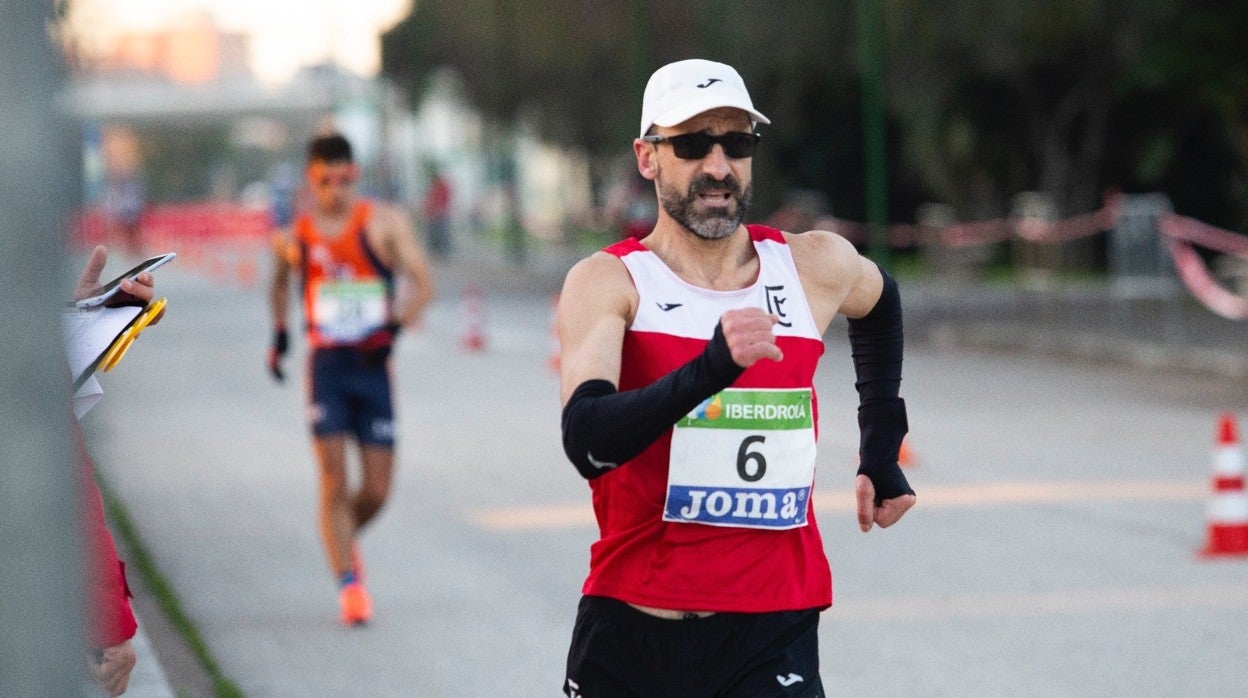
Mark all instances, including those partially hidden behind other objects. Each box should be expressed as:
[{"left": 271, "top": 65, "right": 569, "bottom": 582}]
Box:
[{"left": 639, "top": 59, "right": 770, "bottom": 137}]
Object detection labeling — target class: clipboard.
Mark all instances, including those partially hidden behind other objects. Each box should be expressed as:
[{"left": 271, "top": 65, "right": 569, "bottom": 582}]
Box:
[{"left": 62, "top": 298, "right": 168, "bottom": 392}]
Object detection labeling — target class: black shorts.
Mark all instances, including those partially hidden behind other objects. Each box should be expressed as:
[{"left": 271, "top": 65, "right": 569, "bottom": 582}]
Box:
[
  {"left": 307, "top": 347, "right": 395, "bottom": 447},
  {"left": 564, "top": 595, "right": 824, "bottom": 698}
]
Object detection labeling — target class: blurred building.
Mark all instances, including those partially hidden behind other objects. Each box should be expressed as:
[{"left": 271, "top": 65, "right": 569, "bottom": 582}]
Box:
[
  {"left": 75, "top": 10, "right": 251, "bottom": 85},
  {"left": 61, "top": 11, "right": 592, "bottom": 256}
]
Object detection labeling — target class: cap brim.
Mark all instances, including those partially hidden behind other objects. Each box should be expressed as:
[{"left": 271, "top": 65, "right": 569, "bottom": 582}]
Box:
[{"left": 648, "top": 96, "right": 770, "bottom": 134}]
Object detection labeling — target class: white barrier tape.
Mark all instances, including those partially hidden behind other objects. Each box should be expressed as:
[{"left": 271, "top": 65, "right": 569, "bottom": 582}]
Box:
[
  {"left": 1161, "top": 214, "right": 1248, "bottom": 260},
  {"left": 942, "top": 219, "right": 1014, "bottom": 248},
  {"left": 820, "top": 202, "right": 1118, "bottom": 250},
  {"left": 1160, "top": 215, "right": 1248, "bottom": 320},
  {"left": 1014, "top": 206, "right": 1119, "bottom": 244},
  {"left": 1164, "top": 236, "right": 1248, "bottom": 320},
  {"left": 819, "top": 201, "right": 1248, "bottom": 324}
]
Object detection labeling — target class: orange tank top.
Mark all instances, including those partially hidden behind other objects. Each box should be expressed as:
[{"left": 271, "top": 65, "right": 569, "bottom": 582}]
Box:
[{"left": 295, "top": 200, "right": 393, "bottom": 348}]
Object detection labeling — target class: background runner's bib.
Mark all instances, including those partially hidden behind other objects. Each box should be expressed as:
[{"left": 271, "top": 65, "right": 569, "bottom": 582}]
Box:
[
  {"left": 665, "top": 388, "right": 815, "bottom": 529},
  {"left": 311, "top": 279, "right": 387, "bottom": 343},
  {"left": 582, "top": 225, "right": 833, "bottom": 614}
]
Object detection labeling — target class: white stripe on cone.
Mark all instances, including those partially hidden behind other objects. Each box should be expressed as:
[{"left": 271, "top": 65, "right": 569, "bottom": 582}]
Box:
[
  {"left": 1206, "top": 492, "right": 1248, "bottom": 523},
  {"left": 1212, "top": 445, "right": 1245, "bottom": 478}
]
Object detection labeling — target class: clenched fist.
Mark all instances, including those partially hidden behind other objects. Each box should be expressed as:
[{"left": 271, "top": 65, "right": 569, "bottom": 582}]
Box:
[{"left": 719, "top": 307, "right": 784, "bottom": 368}]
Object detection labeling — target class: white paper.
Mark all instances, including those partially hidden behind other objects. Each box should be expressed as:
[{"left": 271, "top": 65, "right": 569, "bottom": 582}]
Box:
[
  {"left": 73, "top": 375, "right": 102, "bottom": 419},
  {"left": 61, "top": 306, "right": 143, "bottom": 387}
]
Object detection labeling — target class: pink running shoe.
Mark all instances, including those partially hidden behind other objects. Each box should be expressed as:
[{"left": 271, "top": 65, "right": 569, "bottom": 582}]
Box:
[{"left": 339, "top": 582, "right": 372, "bottom": 626}]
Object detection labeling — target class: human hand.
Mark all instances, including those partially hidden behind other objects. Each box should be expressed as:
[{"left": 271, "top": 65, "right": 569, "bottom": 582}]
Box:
[
  {"left": 268, "top": 327, "right": 289, "bottom": 382},
  {"left": 90, "top": 640, "right": 136, "bottom": 697},
  {"left": 719, "top": 307, "right": 783, "bottom": 367},
  {"left": 74, "top": 245, "right": 160, "bottom": 317},
  {"left": 855, "top": 473, "right": 915, "bottom": 532}
]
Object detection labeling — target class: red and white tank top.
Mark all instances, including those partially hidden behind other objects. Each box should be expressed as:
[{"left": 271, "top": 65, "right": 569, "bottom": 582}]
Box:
[
  {"left": 582, "top": 224, "right": 832, "bottom": 613},
  {"left": 295, "top": 200, "right": 393, "bottom": 348}
]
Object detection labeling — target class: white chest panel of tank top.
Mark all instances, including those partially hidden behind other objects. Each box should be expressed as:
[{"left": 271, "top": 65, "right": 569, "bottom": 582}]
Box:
[{"left": 619, "top": 237, "right": 820, "bottom": 341}]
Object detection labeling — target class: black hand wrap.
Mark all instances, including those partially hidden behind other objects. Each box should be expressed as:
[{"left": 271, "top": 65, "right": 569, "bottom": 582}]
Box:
[
  {"left": 268, "top": 328, "right": 289, "bottom": 382},
  {"left": 562, "top": 321, "right": 744, "bottom": 480},
  {"left": 848, "top": 264, "right": 915, "bottom": 504}
]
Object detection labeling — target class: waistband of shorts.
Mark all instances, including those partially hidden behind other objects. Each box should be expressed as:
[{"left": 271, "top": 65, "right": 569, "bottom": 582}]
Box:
[
  {"left": 584, "top": 595, "right": 762, "bottom": 636},
  {"left": 311, "top": 345, "right": 363, "bottom": 356},
  {"left": 584, "top": 595, "right": 824, "bottom": 630}
]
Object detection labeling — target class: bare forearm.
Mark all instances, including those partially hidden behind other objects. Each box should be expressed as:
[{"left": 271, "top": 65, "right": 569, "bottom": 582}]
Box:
[
  {"left": 269, "top": 261, "right": 291, "bottom": 328},
  {"left": 269, "top": 233, "right": 294, "bottom": 329},
  {"left": 270, "top": 289, "right": 288, "bottom": 327},
  {"left": 397, "top": 267, "right": 434, "bottom": 325}
]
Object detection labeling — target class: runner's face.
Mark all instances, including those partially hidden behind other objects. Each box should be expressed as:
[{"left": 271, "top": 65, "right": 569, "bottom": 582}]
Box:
[
  {"left": 307, "top": 160, "right": 357, "bottom": 215},
  {"left": 651, "top": 108, "right": 754, "bottom": 240}
]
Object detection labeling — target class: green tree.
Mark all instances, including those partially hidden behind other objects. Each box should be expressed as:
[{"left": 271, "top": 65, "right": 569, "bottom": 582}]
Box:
[
  {"left": 885, "top": 0, "right": 1248, "bottom": 231},
  {"left": 385, "top": 2, "right": 881, "bottom": 216},
  {"left": 382, "top": 0, "right": 1248, "bottom": 243},
  {"left": 1106, "top": 0, "right": 1248, "bottom": 227}
]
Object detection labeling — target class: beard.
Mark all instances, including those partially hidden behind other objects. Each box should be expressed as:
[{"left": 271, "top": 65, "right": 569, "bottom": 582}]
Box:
[{"left": 658, "top": 172, "right": 752, "bottom": 240}]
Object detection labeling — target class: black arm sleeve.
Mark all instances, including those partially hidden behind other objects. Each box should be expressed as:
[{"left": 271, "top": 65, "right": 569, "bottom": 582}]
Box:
[
  {"left": 561, "top": 322, "right": 744, "bottom": 480},
  {"left": 848, "top": 265, "right": 915, "bottom": 503}
]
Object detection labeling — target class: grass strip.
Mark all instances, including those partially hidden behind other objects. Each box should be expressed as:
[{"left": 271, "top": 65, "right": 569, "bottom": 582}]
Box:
[{"left": 98, "top": 481, "right": 244, "bottom": 698}]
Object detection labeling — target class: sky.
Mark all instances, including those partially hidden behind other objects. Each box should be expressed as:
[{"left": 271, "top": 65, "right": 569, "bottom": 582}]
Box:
[{"left": 66, "top": 0, "right": 413, "bottom": 83}]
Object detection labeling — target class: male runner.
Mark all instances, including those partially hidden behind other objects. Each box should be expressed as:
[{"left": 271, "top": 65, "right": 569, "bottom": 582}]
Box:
[
  {"left": 268, "top": 133, "right": 434, "bottom": 625},
  {"left": 558, "top": 59, "right": 916, "bottom": 696}
]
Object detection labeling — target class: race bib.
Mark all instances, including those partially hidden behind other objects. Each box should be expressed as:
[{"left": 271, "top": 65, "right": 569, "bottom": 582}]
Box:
[
  {"left": 313, "top": 279, "right": 387, "bottom": 342},
  {"left": 664, "top": 388, "right": 816, "bottom": 530}
]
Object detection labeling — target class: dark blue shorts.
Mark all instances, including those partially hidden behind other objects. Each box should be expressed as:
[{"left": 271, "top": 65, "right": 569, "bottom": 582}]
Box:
[
  {"left": 307, "top": 347, "right": 395, "bottom": 447},
  {"left": 564, "top": 596, "right": 824, "bottom": 697}
]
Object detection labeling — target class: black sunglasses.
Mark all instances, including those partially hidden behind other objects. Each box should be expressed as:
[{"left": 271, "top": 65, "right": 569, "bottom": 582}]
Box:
[{"left": 642, "top": 131, "right": 761, "bottom": 160}]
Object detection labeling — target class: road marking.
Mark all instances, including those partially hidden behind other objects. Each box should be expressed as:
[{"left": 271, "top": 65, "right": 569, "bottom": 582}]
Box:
[
  {"left": 472, "top": 479, "right": 1206, "bottom": 532},
  {"left": 475, "top": 502, "right": 594, "bottom": 531},
  {"left": 833, "top": 583, "right": 1248, "bottom": 620}
]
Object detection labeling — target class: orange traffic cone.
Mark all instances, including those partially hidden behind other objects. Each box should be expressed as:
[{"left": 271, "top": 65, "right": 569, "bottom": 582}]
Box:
[
  {"left": 459, "top": 284, "right": 486, "bottom": 353},
  {"left": 547, "top": 293, "right": 561, "bottom": 373},
  {"left": 1198, "top": 412, "right": 1248, "bottom": 557}
]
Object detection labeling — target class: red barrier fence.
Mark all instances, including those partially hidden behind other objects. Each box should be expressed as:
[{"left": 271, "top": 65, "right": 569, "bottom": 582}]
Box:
[
  {"left": 822, "top": 193, "right": 1248, "bottom": 321},
  {"left": 821, "top": 195, "right": 1122, "bottom": 250},
  {"left": 74, "top": 203, "right": 272, "bottom": 248},
  {"left": 72, "top": 198, "right": 1248, "bottom": 320},
  {"left": 72, "top": 203, "right": 271, "bottom": 292},
  {"left": 1162, "top": 215, "right": 1248, "bottom": 320}
]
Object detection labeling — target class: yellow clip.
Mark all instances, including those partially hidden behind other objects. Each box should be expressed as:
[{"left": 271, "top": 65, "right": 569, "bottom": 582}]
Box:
[{"left": 101, "top": 297, "right": 167, "bottom": 372}]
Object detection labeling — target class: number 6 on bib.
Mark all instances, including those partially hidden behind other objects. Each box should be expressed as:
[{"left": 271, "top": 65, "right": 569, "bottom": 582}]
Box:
[{"left": 664, "top": 388, "right": 816, "bottom": 529}]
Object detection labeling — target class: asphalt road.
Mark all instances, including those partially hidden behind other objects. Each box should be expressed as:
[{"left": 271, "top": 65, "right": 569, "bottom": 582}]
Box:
[{"left": 86, "top": 255, "right": 1248, "bottom": 697}]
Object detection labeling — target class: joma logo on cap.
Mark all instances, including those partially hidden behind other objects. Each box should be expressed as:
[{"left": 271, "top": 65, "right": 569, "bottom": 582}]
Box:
[{"left": 696, "top": 78, "right": 723, "bottom": 88}]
